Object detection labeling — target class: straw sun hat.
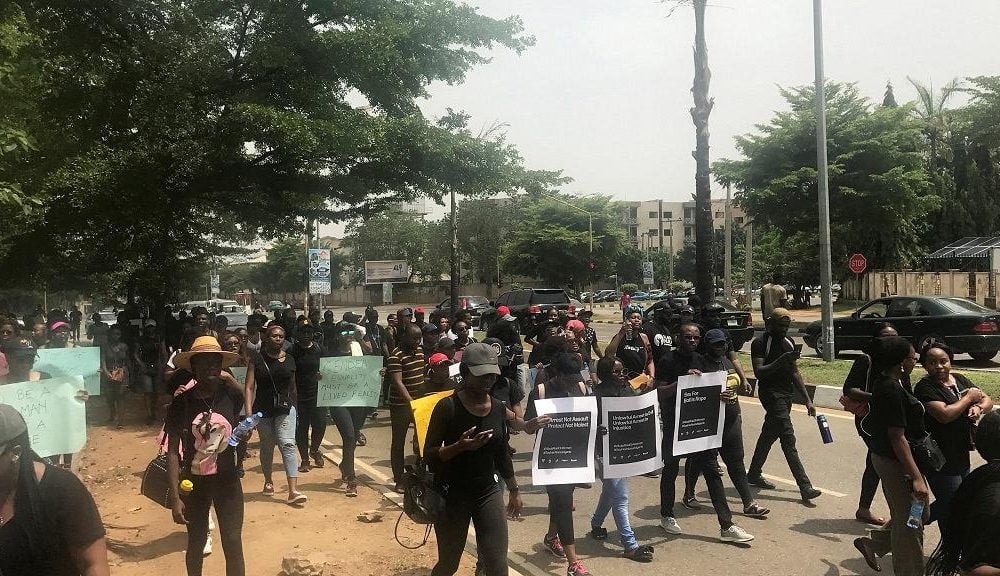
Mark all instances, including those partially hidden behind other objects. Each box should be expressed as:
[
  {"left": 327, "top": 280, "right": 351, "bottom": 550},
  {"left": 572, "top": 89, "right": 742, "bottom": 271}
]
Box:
[{"left": 173, "top": 336, "right": 241, "bottom": 372}]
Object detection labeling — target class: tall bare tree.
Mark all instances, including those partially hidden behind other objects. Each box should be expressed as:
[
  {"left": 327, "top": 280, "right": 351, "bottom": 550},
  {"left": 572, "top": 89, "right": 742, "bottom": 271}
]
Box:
[{"left": 690, "top": 0, "right": 715, "bottom": 304}]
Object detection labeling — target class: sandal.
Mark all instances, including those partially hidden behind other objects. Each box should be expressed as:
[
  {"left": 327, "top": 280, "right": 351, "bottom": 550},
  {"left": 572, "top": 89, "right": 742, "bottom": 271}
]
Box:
[
  {"left": 623, "top": 546, "right": 654, "bottom": 563},
  {"left": 262, "top": 482, "right": 274, "bottom": 496},
  {"left": 288, "top": 492, "right": 308, "bottom": 506}
]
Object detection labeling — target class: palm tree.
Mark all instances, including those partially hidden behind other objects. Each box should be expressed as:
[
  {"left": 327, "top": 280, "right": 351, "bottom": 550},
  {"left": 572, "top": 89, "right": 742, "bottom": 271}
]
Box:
[
  {"left": 907, "top": 77, "right": 962, "bottom": 171},
  {"left": 689, "top": 0, "right": 715, "bottom": 304}
]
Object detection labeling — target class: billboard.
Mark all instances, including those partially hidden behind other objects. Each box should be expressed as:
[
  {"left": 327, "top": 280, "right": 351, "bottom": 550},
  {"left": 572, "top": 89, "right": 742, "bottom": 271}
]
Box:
[
  {"left": 308, "top": 248, "right": 332, "bottom": 295},
  {"left": 365, "top": 260, "right": 409, "bottom": 284}
]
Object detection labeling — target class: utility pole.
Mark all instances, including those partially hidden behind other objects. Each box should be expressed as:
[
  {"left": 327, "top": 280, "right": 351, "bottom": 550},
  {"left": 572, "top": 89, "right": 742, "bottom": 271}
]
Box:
[
  {"left": 724, "top": 184, "right": 733, "bottom": 303},
  {"left": 450, "top": 188, "right": 459, "bottom": 315},
  {"left": 745, "top": 219, "right": 753, "bottom": 309},
  {"left": 814, "top": 0, "right": 835, "bottom": 361}
]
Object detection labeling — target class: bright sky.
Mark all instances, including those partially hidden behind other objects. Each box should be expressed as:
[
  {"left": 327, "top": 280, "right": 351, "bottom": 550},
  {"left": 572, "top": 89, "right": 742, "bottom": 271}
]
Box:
[{"left": 323, "top": 0, "right": 1000, "bottom": 236}]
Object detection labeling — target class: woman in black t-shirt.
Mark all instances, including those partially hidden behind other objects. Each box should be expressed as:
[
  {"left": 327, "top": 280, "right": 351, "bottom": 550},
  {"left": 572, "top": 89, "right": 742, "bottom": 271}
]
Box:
[
  {"left": 425, "top": 343, "right": 522, "bottom": 576},
  {"left": 245, "top": 325, "right": 305, "bottom": 506},
  {"left": 855, "top": 337, "right": 928, "bottom": 576},
  {"left": 604, "top": 310, "right": 654, "bottom": 381},
  {"left": 914, "top": 343, "right": 994, "bottom": 531},
  {"left": 167, "top": 336, "right": 245, "bottom": 576},
  {"left": 0, "top": 404, "right": 109, "bottom": 576}
]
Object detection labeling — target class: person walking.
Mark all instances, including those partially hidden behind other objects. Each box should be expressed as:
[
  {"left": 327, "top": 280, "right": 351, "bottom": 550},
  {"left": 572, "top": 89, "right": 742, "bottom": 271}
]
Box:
[
  {"left": 325, "top": 320, "right": 372, "bottom": 497},
  {"left": 604, "top": 306, "right": 654, "bottom": 382},
  {"left": 0, "top": 404, "right": 110, "bottom": 575},
  {"left": 424, "top": 343, "right": 524, "bottom": 576},
  {"left": 684, "top": 329, "right": 770, "bottom": 519},
  {"left": 166, "top": 336, "right": 246, "bottom": 576},
  {"left": 387, "top": 323, "right": 425, "bottom": 493},
  {"left": 759, "top": 275, "right": 787, "bottom": 321},
  {"left": 853, "top": 337, "right": 928, "bottom": 576},
  {"left": 746, "top": 308, "right": 822, "bottom": 502},
  {"left": 842, "top": 323, "right": 900, "bottom": 526},
  {"left": 914, "top": 342, "right": 993, "bottom": 531},
  {"left": 101, "top": 326, "right": 131, "bottom": 429},
  {"left": 69, "top": 305, "right": 83, "bottom": 341},
  {"left": 244, "top": 325, "right": 306, "bottom": 506},
  {"left": 291, "top": 323, "right": 326, "bottom": 474},
  {"left": 525, "top": 352, "right": 593, "bottom": 576},
  {"left": 619, "top": 290, "right": 632, "bottom": 322},
  {"left": 589, "top": 356, "right": 655, "bottom": 562}
]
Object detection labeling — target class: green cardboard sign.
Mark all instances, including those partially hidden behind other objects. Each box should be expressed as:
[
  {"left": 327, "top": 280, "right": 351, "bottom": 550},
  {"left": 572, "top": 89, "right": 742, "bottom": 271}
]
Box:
[
  {"left": 33, "top": 347, "right": 102, "bottom": 396},
  {"left": 0, "top": 376, "right": 88, "bottom": 457},
  {"left": 316, "top": 356, "right": 383, "bottom": 407}
]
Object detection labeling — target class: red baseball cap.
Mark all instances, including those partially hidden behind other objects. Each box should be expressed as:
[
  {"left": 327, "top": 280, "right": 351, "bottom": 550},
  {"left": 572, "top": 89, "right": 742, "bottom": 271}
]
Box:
[
  {"left": 428, "top": 352, "right": 450, "bottom": 366},
  {"left": 414, "top": 307, "right": 425, "bottom": 314},
  {"left": 497, "top": 305, "right": 511, "bottom": 316}
]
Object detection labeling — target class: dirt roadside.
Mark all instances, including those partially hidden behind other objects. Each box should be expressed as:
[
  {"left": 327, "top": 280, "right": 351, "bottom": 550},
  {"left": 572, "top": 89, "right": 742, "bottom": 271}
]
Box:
[{"left": 78, "top": 396, "right": 474, "bottom": 576}]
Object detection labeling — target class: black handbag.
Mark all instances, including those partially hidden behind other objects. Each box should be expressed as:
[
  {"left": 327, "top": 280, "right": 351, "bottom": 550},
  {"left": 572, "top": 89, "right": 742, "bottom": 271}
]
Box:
[
  {"left": 401, "top": 464, "right": 444, "bottom": 525},
  {"left": 909, "top": 434, "right": 946, "bottom": 474},
  {"left": 141, "top": 434, "right": 174, "bottom": 509}
]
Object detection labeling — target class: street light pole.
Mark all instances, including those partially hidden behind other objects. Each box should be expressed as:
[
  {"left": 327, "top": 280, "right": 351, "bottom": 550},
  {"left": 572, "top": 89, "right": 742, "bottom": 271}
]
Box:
[{"left": 814, "top": 0, "right": 835, "bottom": 361}]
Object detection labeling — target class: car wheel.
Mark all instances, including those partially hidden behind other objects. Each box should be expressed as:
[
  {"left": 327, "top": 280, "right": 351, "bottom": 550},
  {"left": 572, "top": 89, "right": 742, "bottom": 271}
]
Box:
[
  {"left": 969, "top": 348, "right": 999, "bottom": 362},
  {"left": 916, "top": 333, "right": 944, "bottom": 353}
]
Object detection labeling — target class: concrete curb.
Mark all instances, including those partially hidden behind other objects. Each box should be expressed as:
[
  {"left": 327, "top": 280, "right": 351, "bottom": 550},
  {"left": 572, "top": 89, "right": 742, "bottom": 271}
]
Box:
[{"left": 743, "top": 378, "right": 844, "bottom": 411}]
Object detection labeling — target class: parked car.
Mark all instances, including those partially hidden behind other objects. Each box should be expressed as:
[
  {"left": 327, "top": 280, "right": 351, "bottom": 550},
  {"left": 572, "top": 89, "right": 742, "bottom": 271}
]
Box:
[
  {"left": 641, "top": 299, "right": 753, "bottom": 349},
  {"left": 802, "top": 296, "right": 1000, "bottom": 361},
  {"left": 267, "top": 300, "right": 284, "bottom": 311},
  {"left": 484, "top": 288, "right": 575, "bottom": 333},
  {"left": 434, "top": 295, "right": 491, "bottom": 328},
  {"left": 596, "top": 290, "right": 620, "bottom": 302}
]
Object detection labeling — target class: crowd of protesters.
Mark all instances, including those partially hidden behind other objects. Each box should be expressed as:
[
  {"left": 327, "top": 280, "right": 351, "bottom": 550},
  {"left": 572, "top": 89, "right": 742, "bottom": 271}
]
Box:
[{"left": 1, "top": 296, "right": 1000, "bottom": 576}]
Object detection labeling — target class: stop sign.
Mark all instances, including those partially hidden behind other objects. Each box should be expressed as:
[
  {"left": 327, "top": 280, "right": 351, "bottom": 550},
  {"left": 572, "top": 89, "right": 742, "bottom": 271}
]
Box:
[{"left": 848, "top": 253, "right": 867, "bottom": 274}]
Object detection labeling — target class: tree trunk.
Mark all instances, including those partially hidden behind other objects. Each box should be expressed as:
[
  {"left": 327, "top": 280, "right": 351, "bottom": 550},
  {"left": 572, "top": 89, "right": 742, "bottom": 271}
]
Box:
[{"left": 691, "top": 0, "right": 715, "bottom": 305}]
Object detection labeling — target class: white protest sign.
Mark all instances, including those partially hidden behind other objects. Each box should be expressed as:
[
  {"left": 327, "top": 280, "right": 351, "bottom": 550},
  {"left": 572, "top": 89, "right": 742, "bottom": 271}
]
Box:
[
  {"left": 601, "top": 391, "right": 662, "bottom": 478},
  {"left": 0, "top": 376, "right": 88, "bottom": 458},
  {"left": 672, "top": 371, "right": 726, "bottom": 456},
  {"left": 531, "top": 396, "right": 598, "bottom": 486}
]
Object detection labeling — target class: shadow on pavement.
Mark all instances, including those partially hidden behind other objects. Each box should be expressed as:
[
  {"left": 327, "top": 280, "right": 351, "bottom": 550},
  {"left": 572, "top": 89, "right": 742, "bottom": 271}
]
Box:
[
  {"left": 789, "top": 516, "right": 859, "bottom": 543},
  {"left": 107, "top": 530, "right": 187, "bottom": 560}
]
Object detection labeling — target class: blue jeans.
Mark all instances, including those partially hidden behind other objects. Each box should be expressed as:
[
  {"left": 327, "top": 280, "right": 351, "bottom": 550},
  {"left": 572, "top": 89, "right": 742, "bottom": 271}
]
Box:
[
  {"left": 927, "top": 468, "right": 968, "bottom": 530},
  {"left": 258, "top": 407, "right": 299, "bottom": 479},
  {"left": 591, "top": 474, "right": 637, "bottom": 551}
]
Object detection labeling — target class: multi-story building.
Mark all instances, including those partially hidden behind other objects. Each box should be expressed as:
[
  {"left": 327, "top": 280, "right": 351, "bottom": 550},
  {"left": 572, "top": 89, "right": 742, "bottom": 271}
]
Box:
[{"left": 621, "top": 198, "right": 745, "bottom": 254}]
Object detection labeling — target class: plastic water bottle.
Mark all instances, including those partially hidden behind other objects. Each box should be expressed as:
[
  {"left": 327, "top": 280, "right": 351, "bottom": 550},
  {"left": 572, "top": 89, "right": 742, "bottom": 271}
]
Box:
[
  {"left": 816, "top": 414, "right": 833, "bottom": 444},
  {"left": 229, "top": 412, "right": 263, "bottom": 446},
  {"left": 906, "top": 498, "right": 924, "bottom": 529}
]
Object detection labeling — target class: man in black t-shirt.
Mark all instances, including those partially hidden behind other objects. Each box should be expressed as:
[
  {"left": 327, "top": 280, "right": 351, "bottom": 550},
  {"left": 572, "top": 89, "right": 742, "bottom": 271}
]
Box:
[{"left": 746, "top": 308, "right": 821, "bottom": 501}]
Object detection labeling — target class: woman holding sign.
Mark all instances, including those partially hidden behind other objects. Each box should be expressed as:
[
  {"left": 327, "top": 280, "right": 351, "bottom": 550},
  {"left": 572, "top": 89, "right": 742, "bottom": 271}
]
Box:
[
  {"left": 425, "top": 343, "right": 522, "bottom": 576},
  {"left": 589, "top": 356, "right": 655, "bottom": 563},
  {"left": 525, "top": 352, "right": 593, "bottom": 576}
]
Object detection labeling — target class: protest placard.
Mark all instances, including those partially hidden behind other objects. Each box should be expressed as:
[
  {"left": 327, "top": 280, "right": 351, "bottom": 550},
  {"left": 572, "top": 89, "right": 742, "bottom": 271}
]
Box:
[
  {"left": 601, "top": 391, "right": 662, "bottom": 478},
  {"left": 672, "top": 371, "right": 725, "bottom": 456},
  {"left": 229, "top": 366, "right": 247, "bottom": 386},
  {"left": 33, "top": 347, "right": 101, "bottom": 396},
  {"left": 316, "top": 356, "right": 382, "bottom": 407},
  {"left": 531, "top": 396, "right": 597, "bottom": 486},
  {"left": 0, "top": 376, "right": 88, "bottom": 457},
  {"left": 410, "top": 390, "right": 455, "bottom": 455}
]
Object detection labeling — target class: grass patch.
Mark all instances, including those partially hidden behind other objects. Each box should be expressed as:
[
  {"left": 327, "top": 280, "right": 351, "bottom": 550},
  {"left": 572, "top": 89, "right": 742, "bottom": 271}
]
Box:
[{"left": 750, "top": 355, "right": 1000, "bottom": 399}]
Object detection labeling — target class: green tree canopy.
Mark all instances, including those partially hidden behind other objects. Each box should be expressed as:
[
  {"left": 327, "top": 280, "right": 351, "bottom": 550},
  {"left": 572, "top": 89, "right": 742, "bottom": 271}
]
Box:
[
  {"left": 504, "top": 194, "right": 628, "bottom": 289},
  {"left": 0, "top": 0, "right": 548, "bottom": 302},
  {"left": 715, "top": 82, "right": 937, "bottom": 284}
]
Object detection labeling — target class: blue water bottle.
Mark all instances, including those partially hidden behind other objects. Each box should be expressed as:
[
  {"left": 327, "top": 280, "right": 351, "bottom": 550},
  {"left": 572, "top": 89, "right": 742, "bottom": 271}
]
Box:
[
  {"left": 229, "top": 412, "right": 263, "bottom": 446},
  {"left": 816, "top": 414, "right": 833, "bottom": 444},
  {"left": 906, "top": 498, "right": 924, "bottom": 529}
]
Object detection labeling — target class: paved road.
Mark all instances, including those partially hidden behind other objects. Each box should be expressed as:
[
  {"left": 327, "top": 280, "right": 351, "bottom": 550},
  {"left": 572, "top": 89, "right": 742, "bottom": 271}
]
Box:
[{"left": 316, "top": 395, "right": 978, "bottom": 576}]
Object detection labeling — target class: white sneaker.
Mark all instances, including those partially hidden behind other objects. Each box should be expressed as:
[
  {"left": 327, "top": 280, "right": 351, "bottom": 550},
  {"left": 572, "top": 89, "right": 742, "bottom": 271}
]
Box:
[
  {"left": 202, "top": 535, "right": 213, "bottom": 556},
  {"left": 720, "top": 525, "right": 754, "bottom": 543},
  {"left": 660, "top": 516, "right": 682, "bottom": 535}
]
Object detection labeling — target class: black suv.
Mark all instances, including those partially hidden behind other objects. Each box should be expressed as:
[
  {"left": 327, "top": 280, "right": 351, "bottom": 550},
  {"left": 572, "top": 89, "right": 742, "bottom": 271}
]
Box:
[{"left": 483, "top": 288, "right": 575, "bottom": 332}]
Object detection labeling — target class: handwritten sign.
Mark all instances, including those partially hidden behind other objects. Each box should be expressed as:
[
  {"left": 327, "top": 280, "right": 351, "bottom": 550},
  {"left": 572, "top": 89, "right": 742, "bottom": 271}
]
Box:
[
  {"left": 33, "top": 347, "right": 101, "bottom": 396},
  {"left": 0, "top": 376, "right": 88, "bottom": 457},
  {"left": 229, "top": 366, "right": 247, "bottom": 386},
  {"left": 316, "top": 356, "right": 383, "bottom": 407}
]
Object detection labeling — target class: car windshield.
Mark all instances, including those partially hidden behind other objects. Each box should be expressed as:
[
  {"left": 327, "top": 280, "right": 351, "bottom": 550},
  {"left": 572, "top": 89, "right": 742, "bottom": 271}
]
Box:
[
  {"left": 938, "top": 298, "right": 995, "bottom": 314},
  {"left": 532, "top": 290, "right": 569, "bottom": 304},
  {"left": 463, "top": 296, "right": 489, "bottom": 307}
]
